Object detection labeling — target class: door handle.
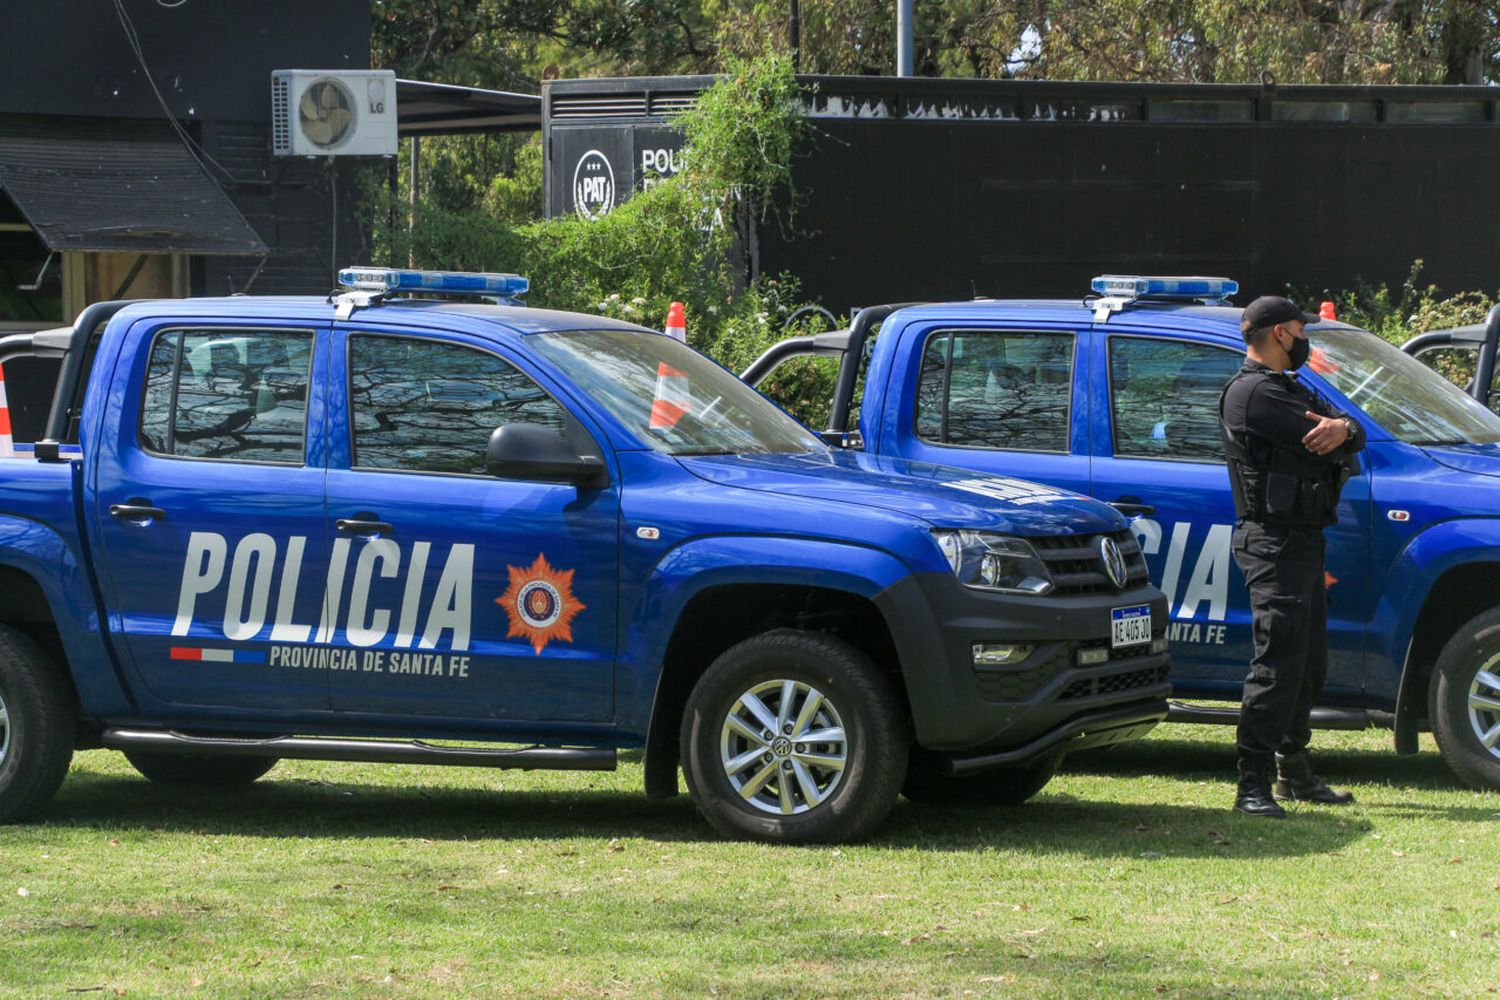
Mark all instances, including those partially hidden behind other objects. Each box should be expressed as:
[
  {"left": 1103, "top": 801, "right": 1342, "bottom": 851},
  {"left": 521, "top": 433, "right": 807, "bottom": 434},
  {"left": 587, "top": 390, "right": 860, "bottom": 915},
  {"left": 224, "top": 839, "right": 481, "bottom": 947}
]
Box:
[
  {"left": 336, "top": 517, "right": 395, "bottom": 536},
  {"left": 1109, "top": 498, "right": 1156, "bottom": 518},
  {"left": 109, "top": 503, "right": 167, "bottom": 522}
]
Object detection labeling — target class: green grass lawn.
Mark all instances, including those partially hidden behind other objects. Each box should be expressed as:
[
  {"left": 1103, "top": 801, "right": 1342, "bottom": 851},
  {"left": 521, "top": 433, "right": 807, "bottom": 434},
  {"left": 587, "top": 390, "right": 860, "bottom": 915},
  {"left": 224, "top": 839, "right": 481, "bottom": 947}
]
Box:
[{"left": 1, "top": 724, "right": 1496, "bottom": 999}]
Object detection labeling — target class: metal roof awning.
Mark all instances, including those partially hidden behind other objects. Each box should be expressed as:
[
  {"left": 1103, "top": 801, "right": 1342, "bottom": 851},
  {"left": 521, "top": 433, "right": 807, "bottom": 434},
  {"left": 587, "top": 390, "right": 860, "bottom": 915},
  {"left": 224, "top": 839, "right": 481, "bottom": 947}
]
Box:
[
  {"left": 397, "top": 79, "right": 541, "bottom": 136},
  {"left": 0, "top": 118, "right": 267, "bottom": 255}
]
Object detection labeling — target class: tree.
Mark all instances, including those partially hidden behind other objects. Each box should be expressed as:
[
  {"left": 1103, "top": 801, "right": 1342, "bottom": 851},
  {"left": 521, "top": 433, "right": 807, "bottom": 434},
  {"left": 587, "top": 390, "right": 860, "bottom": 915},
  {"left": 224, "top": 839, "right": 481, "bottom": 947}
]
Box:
[
  {"left": 710, "top": 0, "right": 1500, "bottom": 85},
  {"left": 371, "top": 0, "right": 718, "bottom": 90}
]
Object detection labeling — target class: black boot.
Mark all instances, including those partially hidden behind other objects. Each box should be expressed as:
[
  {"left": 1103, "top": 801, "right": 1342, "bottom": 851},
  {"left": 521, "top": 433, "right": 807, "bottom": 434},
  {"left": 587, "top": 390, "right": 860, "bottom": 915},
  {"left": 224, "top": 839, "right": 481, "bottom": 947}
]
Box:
[
  {"left": 1274, "top": 751, "right": 1354, "bottom": 805},
  {"left": 1234, "top": 760, "right": 1287, "bottom": 818}
]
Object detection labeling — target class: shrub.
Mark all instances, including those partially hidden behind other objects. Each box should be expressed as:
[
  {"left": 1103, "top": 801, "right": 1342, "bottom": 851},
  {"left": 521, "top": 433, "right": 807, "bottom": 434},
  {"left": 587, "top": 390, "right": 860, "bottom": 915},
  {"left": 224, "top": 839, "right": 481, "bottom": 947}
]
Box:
[
  {"left": 1295, "top": 260, "right": 1496, "bottom": 346},
  {"left": 1293, "top": 261, "right": 1497, "bottom": 389}
]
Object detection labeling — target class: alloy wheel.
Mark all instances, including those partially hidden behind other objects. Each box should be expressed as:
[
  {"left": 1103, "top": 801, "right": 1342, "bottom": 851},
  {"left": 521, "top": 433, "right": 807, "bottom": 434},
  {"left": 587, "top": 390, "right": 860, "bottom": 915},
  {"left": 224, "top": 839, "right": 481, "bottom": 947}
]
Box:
[
  {"left": 1466, "top": 654, "right": 1500, "bottom": 759},
  {"left": 719, "top": 679, "right": 847, "bottom": 815}
]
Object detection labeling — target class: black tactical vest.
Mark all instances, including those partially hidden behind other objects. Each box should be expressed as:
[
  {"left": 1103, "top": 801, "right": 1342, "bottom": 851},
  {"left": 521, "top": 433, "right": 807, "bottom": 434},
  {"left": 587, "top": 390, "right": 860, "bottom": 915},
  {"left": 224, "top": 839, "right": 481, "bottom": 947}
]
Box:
[{"left": 1218, "top": 369, "right": 1352, "bottom": 527}]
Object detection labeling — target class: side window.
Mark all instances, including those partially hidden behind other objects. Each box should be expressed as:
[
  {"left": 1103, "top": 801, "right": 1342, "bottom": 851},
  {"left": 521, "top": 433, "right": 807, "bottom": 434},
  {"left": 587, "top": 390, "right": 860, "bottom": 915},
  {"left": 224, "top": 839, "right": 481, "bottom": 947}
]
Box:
[
  {"left": 915, "top": 329, "right": 1074, "bottom": 452},
  {"left": 349, "top": 335, "right": 570, "bottom": 476},
  {"left": 1109, "top": 337, "right": 1243, "bottom": 462},
  {"left": 139, "top": 328, "right": 313, "bottom": 464}
]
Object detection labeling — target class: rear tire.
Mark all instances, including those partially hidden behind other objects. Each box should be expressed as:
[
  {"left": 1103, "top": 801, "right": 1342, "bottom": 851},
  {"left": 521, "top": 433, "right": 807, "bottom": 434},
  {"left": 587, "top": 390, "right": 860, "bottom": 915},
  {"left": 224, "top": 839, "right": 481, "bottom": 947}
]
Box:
[
  {"left": 1429, "top": 608, "right": 1500, "bottom": 791},
  {"left": 124, "top": 752, "right": 278, "bottom": 787},
  {"left": 679, "top": 629, "right": 908, "bottom": 844},
  {"left": 0, "top": 625, "right": 75, "bottom": 823},
  {"left": 902, "top": 748, "right": 1058, "bottom": 806}
]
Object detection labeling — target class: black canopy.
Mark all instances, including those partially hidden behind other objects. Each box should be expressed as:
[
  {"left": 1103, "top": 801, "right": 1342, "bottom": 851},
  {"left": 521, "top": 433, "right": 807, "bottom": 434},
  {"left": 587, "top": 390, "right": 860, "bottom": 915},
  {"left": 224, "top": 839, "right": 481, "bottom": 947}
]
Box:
[{"left": 0, "top": 118, "right": 267, "bottom": 255}]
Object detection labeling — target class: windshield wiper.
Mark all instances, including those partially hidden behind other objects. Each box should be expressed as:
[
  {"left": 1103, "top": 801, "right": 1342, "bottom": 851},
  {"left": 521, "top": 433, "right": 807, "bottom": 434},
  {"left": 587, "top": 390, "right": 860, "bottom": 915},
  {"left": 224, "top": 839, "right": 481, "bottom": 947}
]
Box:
[
  {"left": 672, "top": 447, "right": 738, "bottom": 456},
  {"left": 1412, "top": 438, "right": 1467, "bottom": 446}
]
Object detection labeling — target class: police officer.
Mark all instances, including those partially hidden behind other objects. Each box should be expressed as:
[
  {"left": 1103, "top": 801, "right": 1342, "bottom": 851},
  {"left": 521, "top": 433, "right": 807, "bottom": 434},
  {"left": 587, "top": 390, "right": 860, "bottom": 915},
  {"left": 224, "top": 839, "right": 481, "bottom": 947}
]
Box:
[{"left": 1219, "top": 296, "right": 1365, "bottom": 818}]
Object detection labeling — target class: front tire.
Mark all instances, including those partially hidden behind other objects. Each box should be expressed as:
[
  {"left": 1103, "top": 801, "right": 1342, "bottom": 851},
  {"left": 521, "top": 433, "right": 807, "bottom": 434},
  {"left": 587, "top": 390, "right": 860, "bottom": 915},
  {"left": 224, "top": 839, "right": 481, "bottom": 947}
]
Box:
[
  {"left": 124, "top": 752, "right": 278, "bottom": 787},
  {"left": 902, "top": 748, "right": 1058, "bottom": 806},
  {"left": 0, "top": 625, "right": 75, "bottom": 823},
  {"left": 1430, "top": 608, "right": 1500, "bottom": 791},
  {"left": 679, "top": 629, "right": 908, "bottom": 844}
]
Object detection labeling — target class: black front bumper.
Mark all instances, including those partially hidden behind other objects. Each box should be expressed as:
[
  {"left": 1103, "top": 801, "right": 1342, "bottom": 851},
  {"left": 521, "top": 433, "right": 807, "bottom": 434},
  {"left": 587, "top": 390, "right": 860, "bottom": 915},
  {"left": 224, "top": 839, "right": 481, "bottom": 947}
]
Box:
[{"left": 874, "top": 572, "right": 1172, "bottom": 767}]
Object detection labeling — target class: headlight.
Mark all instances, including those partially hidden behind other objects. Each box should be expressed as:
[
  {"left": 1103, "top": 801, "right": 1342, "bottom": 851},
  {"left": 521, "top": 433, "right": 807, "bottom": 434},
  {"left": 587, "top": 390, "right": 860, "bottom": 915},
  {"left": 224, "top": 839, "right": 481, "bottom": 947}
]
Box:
[{"left": 932, "top": 530, "right": 1053, "bottom": 595}]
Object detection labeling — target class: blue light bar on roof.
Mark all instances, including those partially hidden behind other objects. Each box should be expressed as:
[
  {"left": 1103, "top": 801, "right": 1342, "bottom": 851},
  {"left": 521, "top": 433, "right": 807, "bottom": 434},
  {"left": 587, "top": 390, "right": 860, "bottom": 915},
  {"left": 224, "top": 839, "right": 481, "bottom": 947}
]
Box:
[
  {"left": 338, "top": 266, "right": 529, "bottom": 298},
  {"left": 1091, "top": 274, "right": 1238, "bottom": 300}
]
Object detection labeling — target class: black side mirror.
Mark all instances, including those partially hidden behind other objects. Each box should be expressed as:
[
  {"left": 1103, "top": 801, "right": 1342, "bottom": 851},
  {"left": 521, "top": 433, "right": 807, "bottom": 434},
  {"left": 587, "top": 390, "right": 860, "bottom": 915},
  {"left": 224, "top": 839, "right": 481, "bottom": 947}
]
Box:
[{"left": 486, "top": 423, "right": 608, "bottom": 488}]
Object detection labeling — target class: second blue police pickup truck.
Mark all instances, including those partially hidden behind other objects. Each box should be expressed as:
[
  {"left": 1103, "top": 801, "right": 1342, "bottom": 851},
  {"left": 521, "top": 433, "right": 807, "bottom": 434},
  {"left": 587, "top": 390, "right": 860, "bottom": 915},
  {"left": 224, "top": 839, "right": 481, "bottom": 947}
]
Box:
[
  {"left": 0, "top": 267, "right": 1171, "bottom": 844},
  {"left": 749, "top": 275, "right": 1500, "bottom": 792}
]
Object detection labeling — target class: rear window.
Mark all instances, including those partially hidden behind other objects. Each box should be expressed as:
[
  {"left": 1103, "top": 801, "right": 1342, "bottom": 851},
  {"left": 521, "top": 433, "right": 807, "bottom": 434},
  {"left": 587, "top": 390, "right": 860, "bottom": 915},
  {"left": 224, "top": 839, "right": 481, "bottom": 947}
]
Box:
[
  {"left": 915, "top": 329, "right": 1074, "bottom": 453},
  {"left": 139, "top": 328, "right": 313, "bottom": 464}
]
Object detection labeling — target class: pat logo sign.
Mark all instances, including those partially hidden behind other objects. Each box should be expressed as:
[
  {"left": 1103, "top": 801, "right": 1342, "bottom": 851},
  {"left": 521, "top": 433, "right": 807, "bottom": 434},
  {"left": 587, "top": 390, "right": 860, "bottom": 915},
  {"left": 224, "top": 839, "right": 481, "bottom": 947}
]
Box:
[
  {"left": 170, "top": 531, "right": 587, "bottom": 661},
  {"left": 572, "top": 149, "right": 616, "bottom": 220},
  {"left": 497, "top": 553, "right": 586, "bottom": 654}
]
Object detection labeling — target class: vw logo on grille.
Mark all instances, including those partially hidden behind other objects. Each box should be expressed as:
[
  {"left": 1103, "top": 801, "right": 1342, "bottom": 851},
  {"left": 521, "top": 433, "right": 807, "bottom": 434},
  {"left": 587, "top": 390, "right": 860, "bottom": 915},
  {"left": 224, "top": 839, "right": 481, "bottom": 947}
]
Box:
[{"left": 1098, "top": 536, "right": 1128, "bottom": 590}]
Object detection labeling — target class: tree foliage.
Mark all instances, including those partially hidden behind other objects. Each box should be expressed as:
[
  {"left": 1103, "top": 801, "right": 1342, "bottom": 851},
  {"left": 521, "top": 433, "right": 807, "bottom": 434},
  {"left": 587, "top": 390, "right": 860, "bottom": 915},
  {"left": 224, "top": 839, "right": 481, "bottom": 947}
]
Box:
[
  {"left": 374, "top": 2, "right": 1500, "bottom": 97},
  {"left": 665, "top": 1, "right": 1500, "bottom": 86},
  {"left": 371, "top": 0, "right": 717, "bottom": 88}
]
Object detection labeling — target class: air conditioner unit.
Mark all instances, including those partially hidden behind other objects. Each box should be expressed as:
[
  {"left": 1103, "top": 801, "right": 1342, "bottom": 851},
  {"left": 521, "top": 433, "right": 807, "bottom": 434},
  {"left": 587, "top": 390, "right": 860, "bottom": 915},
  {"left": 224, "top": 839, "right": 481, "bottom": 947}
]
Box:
[{"left": 272, "top": 70, "right": 398, "bottom": 157}]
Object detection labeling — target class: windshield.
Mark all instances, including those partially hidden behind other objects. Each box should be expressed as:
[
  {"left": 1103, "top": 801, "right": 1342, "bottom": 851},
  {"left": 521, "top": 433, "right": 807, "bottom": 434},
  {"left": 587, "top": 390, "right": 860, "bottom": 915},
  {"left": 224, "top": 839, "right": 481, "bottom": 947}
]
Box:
[
  {"left": 1309, "top": 326, "right": 1500, "bottom": 445},
  {"left": 531, "top": 330, "right": 825, "bottom": 456}
]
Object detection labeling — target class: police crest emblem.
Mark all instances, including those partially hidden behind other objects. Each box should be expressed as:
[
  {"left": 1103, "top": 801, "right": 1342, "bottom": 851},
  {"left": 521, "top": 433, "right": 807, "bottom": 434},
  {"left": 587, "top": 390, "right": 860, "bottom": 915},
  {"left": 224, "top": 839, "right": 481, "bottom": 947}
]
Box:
[{"left": 498, "top": 553, "right": 586, "bottom": 654}]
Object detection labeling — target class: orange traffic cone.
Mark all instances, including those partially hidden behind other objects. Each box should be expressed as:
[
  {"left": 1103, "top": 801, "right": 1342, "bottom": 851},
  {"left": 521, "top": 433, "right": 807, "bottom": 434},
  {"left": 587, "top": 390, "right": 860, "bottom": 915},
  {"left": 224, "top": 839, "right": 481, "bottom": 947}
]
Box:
[
  {"left": 0, "top": 362, "right": 14, "bottom": 458},
  {"left": 1319, "top": 301, "right": 1337, "bottom": 321},
  {"left": 650, "top": 362, "right": 690, "bottom": 430},
  {"left": 664, "top": 301, "right": 687, "bottom": 344}
]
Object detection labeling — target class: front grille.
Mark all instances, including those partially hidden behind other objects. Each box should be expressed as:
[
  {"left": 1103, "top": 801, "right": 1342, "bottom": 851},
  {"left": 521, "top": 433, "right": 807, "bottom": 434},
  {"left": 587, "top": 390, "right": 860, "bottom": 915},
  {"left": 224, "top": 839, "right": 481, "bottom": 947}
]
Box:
[
  {"left": 1059, "top": 664, "right": 1171, "bottom": 701},
  {"left": 1030, "top": 529, "right": 1151, "bottom": 595},
  {"left": 1060, "top": 677, "right": 1093, "bottom": 700},
  {"left": 973, "top": 641, "right": 1161, "bottom": 703}
]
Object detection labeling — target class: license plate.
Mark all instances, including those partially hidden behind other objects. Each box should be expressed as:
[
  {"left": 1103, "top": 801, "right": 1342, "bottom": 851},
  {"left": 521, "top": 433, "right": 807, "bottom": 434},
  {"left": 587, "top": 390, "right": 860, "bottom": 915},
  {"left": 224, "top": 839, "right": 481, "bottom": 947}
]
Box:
[{"left": 1110, "top": 604, "right": 1152, "bottom": 649}]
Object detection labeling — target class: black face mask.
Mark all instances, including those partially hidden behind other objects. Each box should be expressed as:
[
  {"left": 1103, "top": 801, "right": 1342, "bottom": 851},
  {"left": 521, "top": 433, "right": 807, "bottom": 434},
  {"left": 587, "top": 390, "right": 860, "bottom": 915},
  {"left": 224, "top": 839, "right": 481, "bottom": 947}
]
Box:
[{"left": 1284, "top": 333, "right": 1311, "bottom": 370}]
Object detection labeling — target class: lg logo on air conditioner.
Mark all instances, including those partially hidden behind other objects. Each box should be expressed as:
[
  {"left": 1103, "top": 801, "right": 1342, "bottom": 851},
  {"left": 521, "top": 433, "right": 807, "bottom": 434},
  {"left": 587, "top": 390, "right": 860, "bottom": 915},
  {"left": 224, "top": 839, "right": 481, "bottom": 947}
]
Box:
[{"left": 573, "top": 150, "right": 615, "bottom": 220}]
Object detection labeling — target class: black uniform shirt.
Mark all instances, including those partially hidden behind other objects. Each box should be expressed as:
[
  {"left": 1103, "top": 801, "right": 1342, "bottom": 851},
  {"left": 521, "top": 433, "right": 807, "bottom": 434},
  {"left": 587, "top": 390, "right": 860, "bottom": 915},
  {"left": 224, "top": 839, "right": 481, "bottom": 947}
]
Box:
[
  {"left": 1221, "top": 360, "right": 1365, "bottom": 460},
  {"left": 1220, "top": 359, "right": 1366, "bottom": 523}
]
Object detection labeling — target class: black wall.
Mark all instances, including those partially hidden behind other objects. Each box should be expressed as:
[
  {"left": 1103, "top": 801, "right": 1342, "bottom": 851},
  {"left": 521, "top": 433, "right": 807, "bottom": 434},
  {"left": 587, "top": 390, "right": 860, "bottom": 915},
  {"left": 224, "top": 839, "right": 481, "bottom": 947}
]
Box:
[
  {"left": 0, "top": 0, "right": 372, "bottom": 296},
  {"left": 773, "top": 117, "right": 1500, "bottom": 309},
  {"left": 0, "top": 1, "right": 368, "bottom": 122}
]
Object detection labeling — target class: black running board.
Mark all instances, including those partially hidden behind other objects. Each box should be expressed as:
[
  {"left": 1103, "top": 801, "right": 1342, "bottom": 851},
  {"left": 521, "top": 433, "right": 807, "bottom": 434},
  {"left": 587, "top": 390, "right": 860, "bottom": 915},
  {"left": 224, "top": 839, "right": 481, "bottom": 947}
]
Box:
[
  {"left": 101, "top": 729, "right": 617, "bottom": 771},
  {"left": 1167, "top": 701, "right": 1384, "bottom": 731}
]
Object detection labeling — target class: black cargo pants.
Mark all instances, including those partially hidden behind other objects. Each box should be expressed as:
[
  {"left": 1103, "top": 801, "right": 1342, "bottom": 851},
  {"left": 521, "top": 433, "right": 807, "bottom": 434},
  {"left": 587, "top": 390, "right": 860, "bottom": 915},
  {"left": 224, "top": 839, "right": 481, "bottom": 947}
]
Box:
[{"left": 1231, "top": 521, "right": 1328, "bottom": 769}]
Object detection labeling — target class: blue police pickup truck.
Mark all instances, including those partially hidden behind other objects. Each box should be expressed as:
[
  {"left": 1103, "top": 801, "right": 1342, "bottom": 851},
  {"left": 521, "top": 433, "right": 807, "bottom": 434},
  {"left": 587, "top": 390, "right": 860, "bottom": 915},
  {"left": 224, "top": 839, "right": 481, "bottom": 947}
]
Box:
[
  {"left": 748, "top": 275, "right": 1500, "bottom": 792},
  {"left": 0, "top": 267, "right": 1171, "bottom": 844}
]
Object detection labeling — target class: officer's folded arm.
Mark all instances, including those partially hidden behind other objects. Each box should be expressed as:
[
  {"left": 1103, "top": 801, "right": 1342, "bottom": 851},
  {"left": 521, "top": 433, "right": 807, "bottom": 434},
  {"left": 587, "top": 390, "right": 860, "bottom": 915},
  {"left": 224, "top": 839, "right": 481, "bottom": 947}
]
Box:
[{"left": 1247, "top": 382, "right": 1350, "bottom": 462}]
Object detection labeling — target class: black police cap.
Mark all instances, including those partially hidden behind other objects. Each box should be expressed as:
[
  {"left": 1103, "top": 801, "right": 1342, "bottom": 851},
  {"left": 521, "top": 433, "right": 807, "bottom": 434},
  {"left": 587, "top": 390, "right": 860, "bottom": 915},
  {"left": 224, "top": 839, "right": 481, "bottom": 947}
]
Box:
[{"left": 1239, "top": 296, "right": 1320, "bottom": 341}]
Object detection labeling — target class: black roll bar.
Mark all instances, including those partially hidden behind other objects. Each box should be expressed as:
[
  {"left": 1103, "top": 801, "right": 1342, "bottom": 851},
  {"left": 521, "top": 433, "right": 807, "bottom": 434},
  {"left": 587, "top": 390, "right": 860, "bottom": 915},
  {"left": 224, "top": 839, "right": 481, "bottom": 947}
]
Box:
[
  {"left": 43, "top": 301, "right": 132, "bottom": 444},
  {"left": 1475, "top": 303, "right": 1500, "bottom": 409},
  {"left": 827, "top": 303, "right": 921, "bottom": 434},
  {"left": 1400, "top": 302, "right": 1500, "bottom": 408},
  {"left": 741, "top": 328, "right": 854, "bottom": 387}
]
